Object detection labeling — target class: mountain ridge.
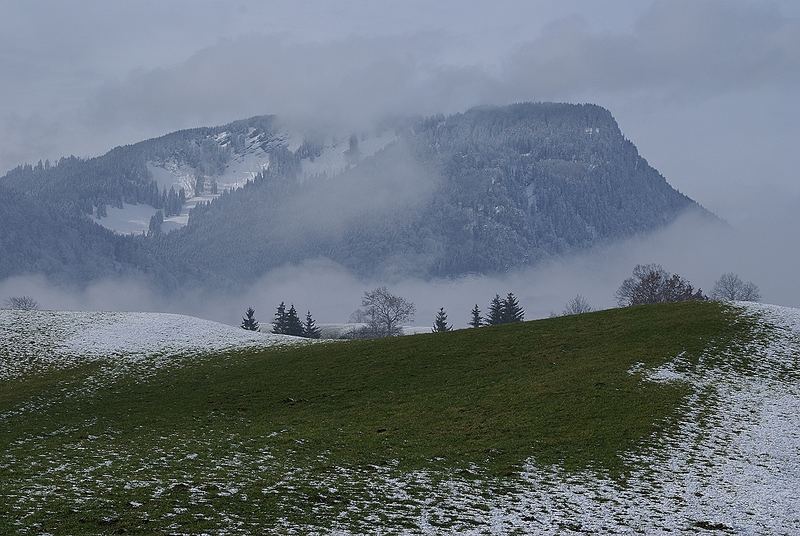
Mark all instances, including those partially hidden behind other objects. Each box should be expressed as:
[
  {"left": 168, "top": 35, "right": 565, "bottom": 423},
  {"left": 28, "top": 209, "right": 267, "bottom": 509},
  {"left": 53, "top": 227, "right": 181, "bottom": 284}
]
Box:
[{"left": 0, "top": 102, "right": 710, "bottom": 287}]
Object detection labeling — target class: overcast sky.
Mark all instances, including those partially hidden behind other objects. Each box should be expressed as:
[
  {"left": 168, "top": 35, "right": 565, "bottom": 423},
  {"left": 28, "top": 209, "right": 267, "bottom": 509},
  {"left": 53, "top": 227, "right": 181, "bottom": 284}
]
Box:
[{"left": 1, "top": 0, "right": 798, "bottom": 226}]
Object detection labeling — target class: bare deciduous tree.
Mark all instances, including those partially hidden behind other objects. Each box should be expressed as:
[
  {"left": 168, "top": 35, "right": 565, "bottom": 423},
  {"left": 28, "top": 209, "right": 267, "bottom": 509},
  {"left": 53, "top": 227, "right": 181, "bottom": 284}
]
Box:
[
  {"left": 351, "top": 286, "right": 415, "bottom": 338},
  {"left": 712, "top": 273, "right": 761, "bottom": 302},
  {"left": 4, "top": 296, "right": 39, "bottom": 310},
  {"left": 563, "top": 294, "right": 593, "bottom": 316},
  {"left": 616, "top": 264, "right": 705, "bottom": 306}
]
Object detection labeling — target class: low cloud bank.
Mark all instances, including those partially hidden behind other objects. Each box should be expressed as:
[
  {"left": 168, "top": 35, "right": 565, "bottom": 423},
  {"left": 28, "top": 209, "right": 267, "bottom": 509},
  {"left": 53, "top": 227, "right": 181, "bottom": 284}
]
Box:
[{"left": 2, "top": 210, "right": 796, "bottom": 329}]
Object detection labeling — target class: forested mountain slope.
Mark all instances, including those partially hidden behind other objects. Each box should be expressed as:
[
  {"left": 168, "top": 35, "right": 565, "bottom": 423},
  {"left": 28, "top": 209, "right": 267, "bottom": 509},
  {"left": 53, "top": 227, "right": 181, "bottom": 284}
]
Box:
[{"left": 0, "top": 103, "right": 708, "bottom": 286}]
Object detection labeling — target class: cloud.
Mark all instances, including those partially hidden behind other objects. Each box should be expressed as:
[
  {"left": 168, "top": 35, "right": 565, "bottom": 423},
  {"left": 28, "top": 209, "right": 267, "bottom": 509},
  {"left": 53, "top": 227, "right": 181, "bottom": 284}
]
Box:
[
  {"left": 76, "top": 0, "right": 800, "bottom": 136},
  {"left": 503, "top": 0, "right": 800, "bottom": 103},
  {"left": 2, "top": 1, "right": 798, "bottom": 176},
  {"left": 81, "top": 33, "right": 496, "bottom": 136},
  {"left": 1, "top": 0, "right": 798, "bottom": 316},
  {"left": 4, "top": 207, "right": 797, "bottom": 330}
]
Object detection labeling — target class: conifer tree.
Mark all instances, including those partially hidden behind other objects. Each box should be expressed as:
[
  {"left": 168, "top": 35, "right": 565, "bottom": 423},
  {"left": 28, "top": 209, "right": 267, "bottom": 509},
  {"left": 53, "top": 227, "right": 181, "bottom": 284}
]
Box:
[
  {"left": 303, "top": 310, "right": 321, "bottom": 339},
  {"left": 432, "top": 307, "right": 452, "bottom": 332},
  {"left": 285, "top": 304, "right": 304, "bottom": 336},
  {"left": 486, "top": 294, "right": 504, "bottom": 325},
  {"left": 167, "top": 187, "right": 178, "bottom": 216},
  {"left": 241, "top": 307, "right": 259, "bottom": 331},
  {"left": 469, "top": 304, "right": 482, "bottom": 328},
  {"left": 272, "top": 302, "right": 288, "bottom": 334},
  {"left": 501, "top": 292, "right": 524, "bottom": 323},
  {"left": 148, "top": 210, "right": 164, "bottom": 236}
]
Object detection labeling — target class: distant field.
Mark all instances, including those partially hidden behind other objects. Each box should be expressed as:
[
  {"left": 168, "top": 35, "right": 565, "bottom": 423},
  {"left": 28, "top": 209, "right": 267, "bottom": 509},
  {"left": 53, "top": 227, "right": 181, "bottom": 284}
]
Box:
[{"left": 2, "top": 301, "right": 799, "bottom": 534}]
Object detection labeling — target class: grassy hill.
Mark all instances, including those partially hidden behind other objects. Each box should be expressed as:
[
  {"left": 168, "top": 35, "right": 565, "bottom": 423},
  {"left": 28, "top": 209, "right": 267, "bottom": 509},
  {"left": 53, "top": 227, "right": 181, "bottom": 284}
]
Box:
[{"left": 2, "top": 301, "right": 798, "bottom": 534}]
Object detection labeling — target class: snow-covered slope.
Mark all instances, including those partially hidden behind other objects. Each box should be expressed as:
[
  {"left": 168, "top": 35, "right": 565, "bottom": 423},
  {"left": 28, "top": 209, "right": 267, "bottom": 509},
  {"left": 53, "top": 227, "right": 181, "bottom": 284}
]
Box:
[
  {"left": 0, "top": 309, "right": 309, "bottom": 381},
  {"left": 299, "top": 130, "right": 397, "bottom": 179},
  {"left": 94, "top": 126, "right": 397, "bottom": 235},
  {"left": 92, "top": 203, "right": 160, "bottom": 235}
]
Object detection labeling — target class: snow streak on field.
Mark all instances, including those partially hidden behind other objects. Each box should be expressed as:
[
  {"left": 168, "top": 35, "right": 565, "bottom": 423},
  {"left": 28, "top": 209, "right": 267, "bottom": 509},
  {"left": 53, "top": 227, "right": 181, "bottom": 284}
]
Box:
[
  {"left": 0, "top": 310, "right": 307, "bottom": 381},
  {"left": 321, "top": 302, "right": 798, "bottom": 534}
]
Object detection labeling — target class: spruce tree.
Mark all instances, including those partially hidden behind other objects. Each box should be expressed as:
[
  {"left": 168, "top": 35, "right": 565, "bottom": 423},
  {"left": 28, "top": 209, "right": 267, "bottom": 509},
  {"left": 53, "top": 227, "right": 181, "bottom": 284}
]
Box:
[
  {"left": 148, "top": 210, "right": 164, "bottom": 236},
  {"left": 167, "top": 187, "right": 177, "bottom": 216},
  {"left": 502, "top": 292, "right": 524, "bottom": 323},
  {"left": 285, "top": 304, "right": 304, "bottom": 336},
  {"left": 241, "top": 307, "right": 259, "bottom": 331},
  {"left": 469, "top": 304, "right": 482, "bottom": 328},
  {"left": 486, "top": 294, "right": 504, "bottom": 325},
  {"left": 303, "top": 310, "right": 321, "bottom": 339},
  {"left": 432, "top": 307, "right": 452, "bottom": 332},
  {"left": 272, "top": 302, "right": 288, "bottom": 334}
]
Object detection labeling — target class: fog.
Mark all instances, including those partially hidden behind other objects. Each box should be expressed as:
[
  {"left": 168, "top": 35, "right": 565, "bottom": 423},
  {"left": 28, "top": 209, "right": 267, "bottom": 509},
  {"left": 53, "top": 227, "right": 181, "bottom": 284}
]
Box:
[
  {"left": 2, "top": 1, "right": 799, "bottom": 227},
  {"left": 1, "top": 0, "right": 798, "bottom": 323},
  {"left": 3, "top": 208, "right": 797, "bottom": 328},
  {"left": 276, "top": 139, "right": 440, "bottom": 241}
]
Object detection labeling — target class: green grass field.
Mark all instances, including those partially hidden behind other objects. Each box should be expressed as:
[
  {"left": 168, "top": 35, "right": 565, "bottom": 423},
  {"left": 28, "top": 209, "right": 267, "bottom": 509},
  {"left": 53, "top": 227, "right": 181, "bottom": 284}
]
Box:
[{"left": 0, "top": 301, "right": 758, "bottom": 534}]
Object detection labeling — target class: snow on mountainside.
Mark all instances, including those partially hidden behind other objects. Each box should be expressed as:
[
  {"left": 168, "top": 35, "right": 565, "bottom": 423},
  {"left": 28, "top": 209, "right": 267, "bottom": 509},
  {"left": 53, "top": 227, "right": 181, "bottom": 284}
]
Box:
[
  {"left": 0, "top": 309, "right": 309, "bottom": 381},
  {"left": 91, "top": 202, "right": 161, "bottom": 235},
  {"left": 299, "top": 130, "right": 398, "bottom": 180},
  {"left": 93, "top": 126, "right": 398, "bottom": 235},
  {"left": 0, "top": 103, "right": 707, "bottom": 284}
]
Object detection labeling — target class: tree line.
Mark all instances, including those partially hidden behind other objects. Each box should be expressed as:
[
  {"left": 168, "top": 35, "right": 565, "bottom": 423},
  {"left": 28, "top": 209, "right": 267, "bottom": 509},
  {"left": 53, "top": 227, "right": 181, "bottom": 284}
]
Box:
[
  {"left": 240, "top": 302, "right": 321, "bottom": 339},
  {"left": 238, "top": 266, "right": 763, "bottom": 340}
]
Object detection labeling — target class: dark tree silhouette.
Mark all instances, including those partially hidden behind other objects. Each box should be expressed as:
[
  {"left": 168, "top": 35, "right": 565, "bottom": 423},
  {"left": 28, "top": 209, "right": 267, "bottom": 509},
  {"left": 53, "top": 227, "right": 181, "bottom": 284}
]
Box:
[
  {"left": 241, "top": 307, "right": 259, "bottom": 331},
  {"left": 432, "top": 307, "right": 452, "bottom": 332},
  {"left": 351, "top": 286, "right": 415, "bottom": 337},
  {"left": 469, "top": 304, "right": 483, "bottom": 328},
  {"left": 303, "top": 310, "right": 321, "bottom": 339},
  {"left": 501, "top": 293, "right": 524, "bottom": 323},
  {"left": 616, "top": 264, "right": 706, "bottom": 306},
  {"left": 486, "top": 294, "right": 504, "bottom": 325},
  {"left": 285, "top": 304, "right": 304, "bottom": 337},
  {"left": 272, "top": 302, "right": 288, "bottom": 334}
]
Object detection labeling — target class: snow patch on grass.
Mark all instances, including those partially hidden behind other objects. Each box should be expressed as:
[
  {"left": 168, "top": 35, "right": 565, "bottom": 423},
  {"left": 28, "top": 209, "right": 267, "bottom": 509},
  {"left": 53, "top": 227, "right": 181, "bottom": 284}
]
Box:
[
  {"left": 367, "top": 301, "right": 800, "bottom": 534},
  {"left": 4, "top": 302, "right": 799, "bottom": 533},
  {"left": 0, "top": 310, "right": 309, "bottom": 382},
  {"left": 287, "top": 302, "right": 800, "bottom": 534}
]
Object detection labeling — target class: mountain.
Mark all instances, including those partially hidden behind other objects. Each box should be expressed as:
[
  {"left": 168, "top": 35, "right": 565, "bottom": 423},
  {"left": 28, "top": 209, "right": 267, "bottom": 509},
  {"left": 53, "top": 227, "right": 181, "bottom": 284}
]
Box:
[
  {"left": 3, "top": 301, "right": 798, "bottom": 533},
  {"left": 0, "top": 103, "right": 708, "bottom": 287}
]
